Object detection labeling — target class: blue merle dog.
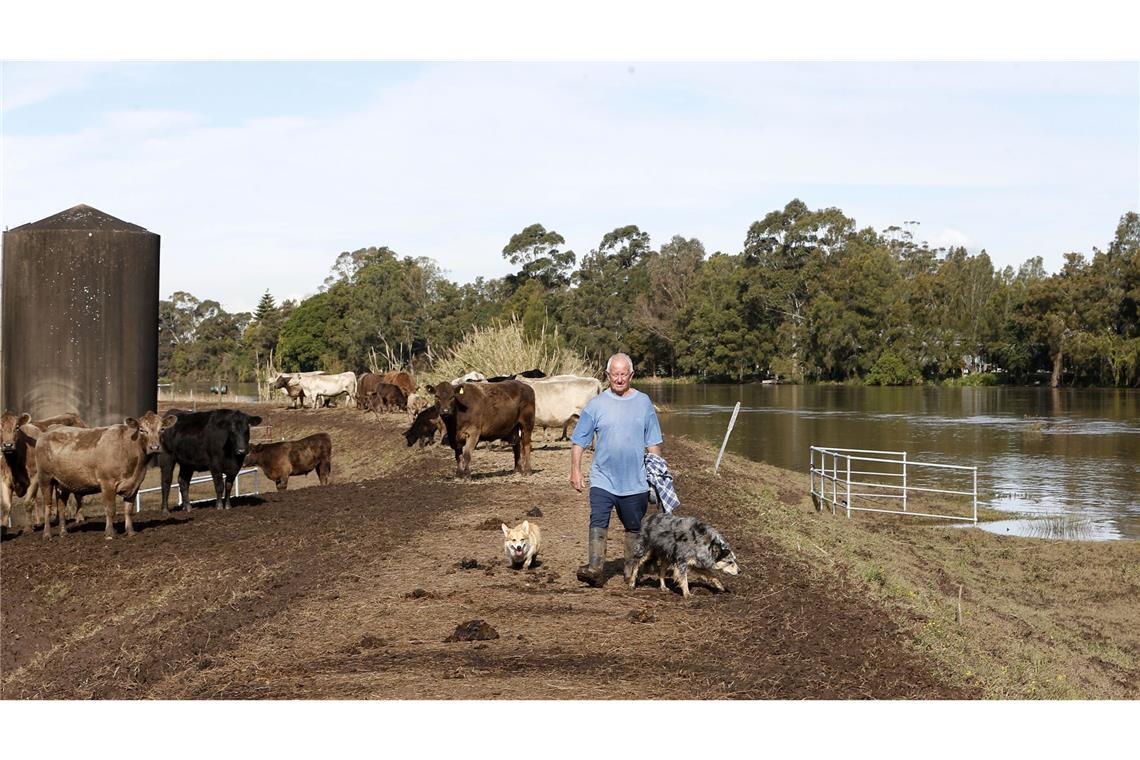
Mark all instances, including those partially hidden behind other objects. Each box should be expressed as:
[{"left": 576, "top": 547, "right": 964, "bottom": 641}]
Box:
[{"left": 628, "top": 513, "right": 740, "bottom": 598}]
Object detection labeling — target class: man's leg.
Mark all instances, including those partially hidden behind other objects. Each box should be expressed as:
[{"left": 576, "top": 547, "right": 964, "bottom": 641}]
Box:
[
  {"left": 615, "top": 491, "right": 650, "bottom": 585},
  {"left": 577, "top": 488, "right": 615, "bottom": 587}
]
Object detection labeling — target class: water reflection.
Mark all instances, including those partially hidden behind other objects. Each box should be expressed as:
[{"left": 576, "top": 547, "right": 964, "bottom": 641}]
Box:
[{"left": 641, "top": 383, "right": 1140, "bottom": 541}]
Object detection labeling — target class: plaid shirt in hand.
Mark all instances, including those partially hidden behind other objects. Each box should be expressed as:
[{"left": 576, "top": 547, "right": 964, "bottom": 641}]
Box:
[{"left": 644, "top": 452, "right": 680, "bottom": 514}]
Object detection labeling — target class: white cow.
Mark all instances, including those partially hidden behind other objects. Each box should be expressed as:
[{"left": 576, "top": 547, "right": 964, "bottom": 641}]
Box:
[
  {"left": 452, "top": 371, "right": 487, "bottom": 384},
  {"left": 302, "top": 372, "right": 358, "bottom": 408},
  {"left": 277, "top": 372, "right": 358, "bottom": 408},
  {"left": 517, "top": 374, "right": 602, "bottom": 440}
]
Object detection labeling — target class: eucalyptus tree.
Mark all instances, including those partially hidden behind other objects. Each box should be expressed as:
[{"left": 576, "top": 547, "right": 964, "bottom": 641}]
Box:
[
  {"left": 741, "top": 199, "right": 855, "bottom": 380},
  {"left": 502, "top": 223, "right": 577, "bottom": 289},
  {"left": 564, "top": 225, "right": 654, "bottom": 365}
]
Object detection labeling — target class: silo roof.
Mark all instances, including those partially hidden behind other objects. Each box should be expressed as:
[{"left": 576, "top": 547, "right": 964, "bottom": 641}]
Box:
[{"left": 9, "top": 204, "right": 150, "bottom": 233}]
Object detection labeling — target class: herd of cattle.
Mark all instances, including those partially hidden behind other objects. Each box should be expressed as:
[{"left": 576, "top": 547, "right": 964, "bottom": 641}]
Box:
[{"left": 0, "top": 367, "right": 602, "bottom": 539}]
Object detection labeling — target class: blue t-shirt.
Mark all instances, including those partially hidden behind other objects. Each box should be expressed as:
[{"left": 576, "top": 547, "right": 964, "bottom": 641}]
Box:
[{"left": 570, "top": 388, "right": 663, "bottom": 496}]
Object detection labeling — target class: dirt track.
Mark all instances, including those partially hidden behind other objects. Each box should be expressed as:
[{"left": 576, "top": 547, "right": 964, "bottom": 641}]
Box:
[{"left": 1, "top": 403, "right": 970, "bottom": 699}]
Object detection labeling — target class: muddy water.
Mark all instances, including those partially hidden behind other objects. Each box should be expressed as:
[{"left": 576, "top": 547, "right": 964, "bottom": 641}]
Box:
[{"left": 639, "top": 383, "right": 1140, "bottom": 541}]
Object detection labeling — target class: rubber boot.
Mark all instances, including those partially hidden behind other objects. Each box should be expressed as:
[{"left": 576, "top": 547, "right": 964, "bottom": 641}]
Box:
[
  {"left": 623, "top": 532, "right": 640, "bottom": 585},
  {"left": 576, "top": 527, "right": 608, "bottom": 587}
]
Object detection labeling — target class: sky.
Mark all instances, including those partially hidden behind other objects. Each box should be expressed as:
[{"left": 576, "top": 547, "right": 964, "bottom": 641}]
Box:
[{"left": 2, "top": 36, "right": 1139, "bottom": 316}]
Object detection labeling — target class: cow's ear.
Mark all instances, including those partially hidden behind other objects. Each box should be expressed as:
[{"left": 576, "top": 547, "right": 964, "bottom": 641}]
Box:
[
  {"left": 501, "top": 523, "right": 510, "bottom": 536},
  {"left": 124, "top": 417, "right": 140, "bottom": 429},
  {"left": 17, "top": 413, "right": 31, "bottom": 427},
  {"left": 248, "top": 416, "right": 263, "bottom": 427},
  {"left": 162, "top": 414, "right": 178, "bottom": 429}
]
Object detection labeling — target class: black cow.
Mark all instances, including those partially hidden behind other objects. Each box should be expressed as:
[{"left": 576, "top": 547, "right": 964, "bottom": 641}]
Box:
[
  {"left": 158, "top": 409, "right": 262, "bottom": 512},
  {"left": 403, "top": 405, "right": 445, "bottom": 447},
  {"left": 487, "top": 368, "right": 547, "bottom": 382}
]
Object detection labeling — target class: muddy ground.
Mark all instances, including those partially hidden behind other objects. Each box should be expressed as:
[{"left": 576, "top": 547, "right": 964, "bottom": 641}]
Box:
[{"left": 2, "top": 400, "right": 1130, "bottom": 699}]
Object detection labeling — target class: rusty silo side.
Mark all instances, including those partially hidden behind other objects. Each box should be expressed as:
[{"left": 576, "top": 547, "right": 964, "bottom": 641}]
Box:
[{"left": 1, "top": 204, "right": 160, "bottom": 427}]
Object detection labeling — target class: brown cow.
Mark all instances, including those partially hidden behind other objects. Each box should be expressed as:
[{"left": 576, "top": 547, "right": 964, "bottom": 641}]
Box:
[
  {"left": 363, "top": 383, "right": 407, "bottom": 413},
  {"left": 35, "top": 411, "right": 176, "bottom": 539},
  {"left": 243, "top": 433, "right": 332, "bottom": 491},
  {"left": 431, "top": 380, "right": 535, "bottom": 478},
  {"left": 1, "top": 410, "right": 88, "bottom": 529},
  {"left": 380, "top": 370, "right": 415, "bottom": 397},
  {"left": 357, "top": 371, "right": 415, "bottom": 408}
]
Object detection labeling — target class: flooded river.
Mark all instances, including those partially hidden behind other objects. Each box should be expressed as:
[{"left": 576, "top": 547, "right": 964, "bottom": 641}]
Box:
[
  {"left": 168, "top": 380, "right": 1140, "bottom": 540},
  {"left": 640, "top": 383, "right": 1140, "bottom": 541}
]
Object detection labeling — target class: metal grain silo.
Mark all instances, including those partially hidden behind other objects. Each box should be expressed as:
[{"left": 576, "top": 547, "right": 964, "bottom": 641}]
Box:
[{"left": 1, "top": 204, "right": 160, "bottom": 427}]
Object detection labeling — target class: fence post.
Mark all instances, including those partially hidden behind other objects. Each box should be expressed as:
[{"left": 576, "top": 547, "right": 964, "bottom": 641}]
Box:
[
  {"left": 235, "top": 471, "right": 241, "bottom": 498},
  {"left": 832, "top": 452, "right": 838, "bottom": 514},
  {"left": 846, "top": 455, "right": 851, "bottom": 518},
  {"left": 809, "top": 448, "right": 815, "bottom": 505},
  {"left": 714, "top": 402, "right": 742, "bottom": 475},
  {"left": 972, "top": 467, "right": 978, "bottom": 523},
  {"left": 902, "top": 451, "right": 908, "bottom": 512}
]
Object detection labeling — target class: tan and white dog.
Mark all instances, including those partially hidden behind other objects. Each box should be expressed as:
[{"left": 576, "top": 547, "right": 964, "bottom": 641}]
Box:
[{"left": 501, "top": 520, "right": 542, "bottom": 569}]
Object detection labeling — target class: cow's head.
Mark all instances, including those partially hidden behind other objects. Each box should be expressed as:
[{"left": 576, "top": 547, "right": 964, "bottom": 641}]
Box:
[
  {"left": 220, "top": 411, "right": 262, "bottom": 458},
  {"left": 1, "top": 411, "right": 32, "bottom": 452},
  {"left": 272, "top": 374, "right": 293, "bottom": 390},
  {"left": 125, "top": 411, "right": 179, "bottom": 455},
  {"left": 431, "top": 382, "right": 459, "bottom": 418}
]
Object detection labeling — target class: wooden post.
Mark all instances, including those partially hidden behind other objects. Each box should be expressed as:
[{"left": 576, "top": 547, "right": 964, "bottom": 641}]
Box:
[{"left": 714, "top": 402, "right": 742, "bottom": 475}]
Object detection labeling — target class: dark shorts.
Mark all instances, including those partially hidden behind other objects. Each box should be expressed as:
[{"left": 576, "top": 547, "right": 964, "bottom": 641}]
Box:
[{"left": 589, "top": 487, "right": 649, "bottom": 532}]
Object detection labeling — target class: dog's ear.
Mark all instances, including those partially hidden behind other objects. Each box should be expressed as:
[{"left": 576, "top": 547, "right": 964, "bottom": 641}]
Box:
[
  {"left": 501, "top": 523, "right": 510, "bottom": 536},
  {"left": 522, "top": 520, "right": 529, "bottom": 532}
]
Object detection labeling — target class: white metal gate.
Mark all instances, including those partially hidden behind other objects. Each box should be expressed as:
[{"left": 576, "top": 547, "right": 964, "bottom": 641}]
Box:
[
  {"left": 809, "top": 446, "right": 977, "bottom": 523},
  {"left": 133, "top": 467, "right": 260, "bottom": 513}
]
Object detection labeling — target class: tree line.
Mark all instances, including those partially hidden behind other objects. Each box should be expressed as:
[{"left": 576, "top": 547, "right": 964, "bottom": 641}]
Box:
[{"left": 159, "top": 200, "right": 1140, "bottom": 387}]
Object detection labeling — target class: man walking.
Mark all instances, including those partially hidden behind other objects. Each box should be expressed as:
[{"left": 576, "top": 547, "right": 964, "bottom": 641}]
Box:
[{"left": 570, "top": 352, "right": 663, "bottom": 587}]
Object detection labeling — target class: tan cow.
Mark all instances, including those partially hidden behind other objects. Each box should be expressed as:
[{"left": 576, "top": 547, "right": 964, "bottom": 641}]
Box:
[
  {"left": 517, "top": 374, "right": 602, "bottom": 440},
  {"left": 35, "top": 411, "right": 176, "bottom": 539},
  {"left": 243, "top": 433, "right": 332, "bottom": 490},
  {"left": 1, "top": 410, "right": 88, "bottom": 529}
]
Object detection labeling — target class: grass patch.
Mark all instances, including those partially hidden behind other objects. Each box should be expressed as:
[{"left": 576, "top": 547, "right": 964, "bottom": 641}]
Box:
[{"left": 424, "top": 319, "right": 593, "bottom": 385}]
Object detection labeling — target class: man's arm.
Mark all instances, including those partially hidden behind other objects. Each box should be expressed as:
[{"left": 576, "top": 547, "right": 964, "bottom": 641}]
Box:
[
  {"left": 646, "top": 444, "right": 661, "bottom": 457},
  {"left": 570, "top": 443, "right": 585, "bottom": 492}
]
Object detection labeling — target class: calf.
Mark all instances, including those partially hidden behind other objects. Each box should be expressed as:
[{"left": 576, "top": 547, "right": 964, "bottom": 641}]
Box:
[
  {"left": 364, "top": 383, "right": 407, "bottom": 413},
  {"left": 243, "top": 433, "right": 332, "bottom": 491},
  {"left": 431, "top": 380, "right": 535, "bottom": 478},
  {"left": 158, "top": 409, "right": 262, "bottom": 512},
  {"left": 35, "top": 411, "right": 175, "bottom": 539},
  {"left": 403, "top": 405, "right": 446, "bottom": 447},
  {"left": 273, "top": 375, "right": 306, "bottom": 409}
]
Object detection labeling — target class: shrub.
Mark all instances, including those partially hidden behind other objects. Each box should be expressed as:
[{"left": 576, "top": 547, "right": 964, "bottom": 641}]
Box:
[
  {"left": 425, "top": 318, "right": 594, "bottom": 385},
  {"left": 944, "top": 372, "right": 1000, "bottom": 387},
  {"left": 865, "top": 351, "right": 921, "bottom": 386}
]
